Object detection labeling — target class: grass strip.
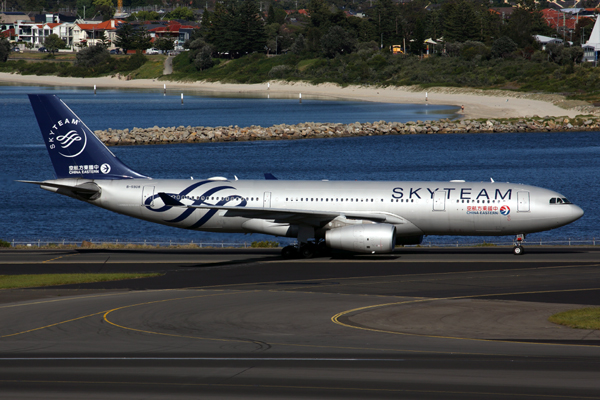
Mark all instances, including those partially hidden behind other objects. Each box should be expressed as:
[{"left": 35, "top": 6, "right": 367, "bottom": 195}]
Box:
[
  {"left": 548, "top": 308, "right": 600, "bottom": 330},
  {"left": 0, "top": 273, "right": 164, "bottom": 289}
]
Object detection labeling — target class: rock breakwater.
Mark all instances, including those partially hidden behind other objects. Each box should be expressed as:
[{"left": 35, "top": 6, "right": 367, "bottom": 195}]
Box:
[{"left": 94, "top": 117, "right": 600, "bottom": 146}]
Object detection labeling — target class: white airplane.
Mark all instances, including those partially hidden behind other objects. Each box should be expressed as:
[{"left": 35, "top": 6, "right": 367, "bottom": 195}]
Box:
[{"left": 21, "top": 94, "right": 584, "bottom": 257}]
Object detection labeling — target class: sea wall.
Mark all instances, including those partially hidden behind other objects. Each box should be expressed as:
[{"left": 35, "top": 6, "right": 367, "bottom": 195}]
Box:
[{"left": 94, "top": 117, "right": 600, "bottom": 146}]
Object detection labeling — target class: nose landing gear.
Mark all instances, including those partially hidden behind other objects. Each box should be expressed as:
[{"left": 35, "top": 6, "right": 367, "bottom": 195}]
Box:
[{"left": 513, "top": 234, "right": 525, "bottom": 256}]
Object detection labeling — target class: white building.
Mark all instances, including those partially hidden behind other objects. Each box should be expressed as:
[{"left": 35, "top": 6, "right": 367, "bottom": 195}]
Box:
[{"left": 583, "top": 16, "right": 600, "bottom": 63}]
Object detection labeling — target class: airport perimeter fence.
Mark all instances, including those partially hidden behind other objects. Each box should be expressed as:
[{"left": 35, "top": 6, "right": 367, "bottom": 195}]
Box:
[{"left": 3, "top": 238, "right": 600, "bottom": 248}]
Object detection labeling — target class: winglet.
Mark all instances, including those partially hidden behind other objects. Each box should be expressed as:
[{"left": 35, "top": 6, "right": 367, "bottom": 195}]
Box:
[{"left": 158, "top": 192, "right": 185, "bottom": 207}]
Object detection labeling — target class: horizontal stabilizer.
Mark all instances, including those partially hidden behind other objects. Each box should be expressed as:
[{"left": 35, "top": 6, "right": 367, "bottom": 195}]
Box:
[{"left": 17, "top": 180, "right": 100, "bottom": 194}]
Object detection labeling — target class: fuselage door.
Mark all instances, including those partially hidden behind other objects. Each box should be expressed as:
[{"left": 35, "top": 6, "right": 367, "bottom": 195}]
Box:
[
  {"left": 263, "top": 191, "right": 272, "bottom": 208},
  {"left": 142, "top": 186, "right": 155, "bottom": 207},
  {"left": 433, "top": 191, "right": 446, "bottom": 211},
  {"left": 517, "top": 191, "right": 530, "bottom": 212}
]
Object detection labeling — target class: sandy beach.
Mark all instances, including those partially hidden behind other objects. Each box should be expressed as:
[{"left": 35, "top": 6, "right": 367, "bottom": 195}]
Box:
[{"left": 0, "top": 72, "right": 590, "bottom": 120}]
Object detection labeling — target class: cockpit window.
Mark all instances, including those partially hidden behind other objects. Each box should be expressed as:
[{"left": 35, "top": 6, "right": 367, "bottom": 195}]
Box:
[{"left": 550, "top": 197, "right": 572, "bottom": 204}]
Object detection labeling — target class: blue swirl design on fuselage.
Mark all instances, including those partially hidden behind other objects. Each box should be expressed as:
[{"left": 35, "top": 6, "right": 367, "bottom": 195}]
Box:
[{"left": 144, "top": 180, "right": 248, "bottom": 229}]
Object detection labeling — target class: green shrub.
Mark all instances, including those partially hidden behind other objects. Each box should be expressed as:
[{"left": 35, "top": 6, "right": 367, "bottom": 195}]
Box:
[
  {"left": 0, "top": 239, "right": 11, "bottom": 247},
  {"left": 250, "top": 241, "right": 279, "bottom": 248}
]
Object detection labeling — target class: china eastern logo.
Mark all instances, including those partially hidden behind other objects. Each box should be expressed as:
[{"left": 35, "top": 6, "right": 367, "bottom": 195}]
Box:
[
  {"left": 47, "top": 118, "right": 87, "bottom": 158},
  {"left": 500, "top": 205, "right": 510, "bottom": 216}
]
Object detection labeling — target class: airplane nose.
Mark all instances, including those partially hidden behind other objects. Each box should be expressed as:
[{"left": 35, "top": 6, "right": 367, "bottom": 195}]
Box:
[{"left": 571, "top": 205, "right": 584, "bottom": 221}]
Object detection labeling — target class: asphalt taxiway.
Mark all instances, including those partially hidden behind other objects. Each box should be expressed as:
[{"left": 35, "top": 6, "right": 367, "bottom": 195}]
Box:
[{"left": 0, "top": 247, "right": 599, "bottom": 399}]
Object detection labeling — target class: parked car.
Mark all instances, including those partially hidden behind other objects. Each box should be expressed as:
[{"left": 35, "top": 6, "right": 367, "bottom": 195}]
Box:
[
  {"left": 38, "top": 47, "right": 48, "bottom": 52},
  {"left": 12, "top": 47, "right": 20, "bottom": 52},
  {"left": 109, "top": 49, "right": 121, "bottom": 54},
  {"left": 146, "top": 48, "right": 160, "bottom": 55}
]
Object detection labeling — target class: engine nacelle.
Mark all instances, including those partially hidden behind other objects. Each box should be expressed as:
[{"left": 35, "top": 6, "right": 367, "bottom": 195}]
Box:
[{"left": 325, "top": 224, "right": 396, "bottom": 254}]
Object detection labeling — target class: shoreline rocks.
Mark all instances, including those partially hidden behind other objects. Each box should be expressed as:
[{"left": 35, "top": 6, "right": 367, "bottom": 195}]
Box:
[{"left": 94, "top": 117, "right": 600, "bottom": 146}]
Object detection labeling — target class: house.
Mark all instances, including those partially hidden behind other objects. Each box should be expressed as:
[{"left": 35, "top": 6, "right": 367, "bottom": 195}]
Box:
[
  {"left": 73, "top": 19, "right": 124, "bottom": 49},
  {"left": 146, "top": 20, "right": 197, "bottom": 48},
  {"left": 583, "top": 16, "right": 600, "bottom": 62},
  {"left": 534, "top": 34, "right": 565, "bottom": 49},
  {"left": 0, "top": 11, "right": 30, "bottom": 32}
]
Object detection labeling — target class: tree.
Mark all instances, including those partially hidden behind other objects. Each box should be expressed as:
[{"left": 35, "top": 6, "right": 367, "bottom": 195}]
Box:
[
  {"left": 204, "top": 0, "right": 265, "bottom": 58},
  {"left": 44, "top": 33, "right": 67, "bottom": 53},
  {"left": 133, "top": 28, "right": 152, "bottom": 52},
  {"left": 290, "top": 33, "right": 305, "bottom": 55},
  {"left": 164, "top": 7, "right": 195, "bottom": 21},
  {"left": 491, "top": 36, "right": 517, "bottom": 58},
  {"left": 307, "top": 0, "right": 330, "bottom": 29},
  {"left": 155, "top": 37, "right": 175, "bottom": 53},
  {"left": 504, "top": 8, "right": 554, "bottom": 48},
  {"left": 93, "top": 0, "right": 115, "bottom": 21},
  {"left": 115, "top": 23, "right": 151, "bottom": 53},
  {"left": 75, "top": 44, "right": 110, "bottom": 67},
  {"left": 373, "top": 0, "right": 400, "bottom": 49},
  {"left": 320, "top": 26, "right": 356, "bottom": 58},
  {"left": 128, "top": 11, "right": 160, "bottom": 21},
  {"left": 98, "top": 31, "right": 111, "bottom": 48},
  {"left": 199, "top": 8, "right": 211, "bottom": 38},
  {"left": 115, "top": 23, "right": 136, "bottom": 53},
  {"left": 267, "top": 4, "right": 276, "bottom": 25},
  {"left": 443, "top": 0, "right": 481, "bottom": 42},
  {"left": 236, "top": 0, "right": 266, "bottom": 56},
  {"left": 0, "top": 37, "right": 11, "bottom": 62},
  {"left": 194, "top": 45, "right": 214, "bottom": 70}
]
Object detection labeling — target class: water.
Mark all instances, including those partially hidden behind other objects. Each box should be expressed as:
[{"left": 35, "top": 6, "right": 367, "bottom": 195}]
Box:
[{"left": 1, "top": 86, "right": 598, "bottom": 244}]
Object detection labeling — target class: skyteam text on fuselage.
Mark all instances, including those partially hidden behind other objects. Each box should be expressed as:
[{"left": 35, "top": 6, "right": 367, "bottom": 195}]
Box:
[{"left": 22, "top": 94, "right": 584, "bottom": 257}]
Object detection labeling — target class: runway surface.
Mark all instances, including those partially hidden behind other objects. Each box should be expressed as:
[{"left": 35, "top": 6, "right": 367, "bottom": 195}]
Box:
[{"left": 1, "top": 247, "right": 599, "bottom": 399}]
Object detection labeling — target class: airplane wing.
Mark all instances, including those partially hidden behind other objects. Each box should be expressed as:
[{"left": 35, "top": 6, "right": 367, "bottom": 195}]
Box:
[{"left": 157, "top": 192, "right": 406, "bottom": 225}]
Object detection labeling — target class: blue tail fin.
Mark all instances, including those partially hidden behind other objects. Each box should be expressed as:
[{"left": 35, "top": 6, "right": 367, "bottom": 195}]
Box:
[{"left": 28, "top": 94, "right": 149, "bottom": 180}]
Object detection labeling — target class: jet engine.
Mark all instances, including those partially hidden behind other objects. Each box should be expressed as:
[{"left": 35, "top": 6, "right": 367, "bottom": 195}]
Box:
[{"left": 325, "top": 223, "right": 396, "bottom": 253}]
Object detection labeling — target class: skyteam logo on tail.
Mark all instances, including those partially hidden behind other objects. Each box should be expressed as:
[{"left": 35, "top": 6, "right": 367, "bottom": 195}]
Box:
[{"left": 48, "top": 118, "right": 87, "bottom": 158}]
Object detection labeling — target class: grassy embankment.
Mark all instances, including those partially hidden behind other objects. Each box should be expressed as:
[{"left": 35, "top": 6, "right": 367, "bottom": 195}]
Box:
[
  {"left": 0, "top": 51, "right": 164, "bottom": 78},
  {"left": 0, "top": 273, "right": 164, "bottom": 289},
  {"left": 549, "top": 308, "right": 600, "bottom": 330},
  {"left": 5, "top": 49, "right": 600, "bottom": 103},
  {"left": 169, "top": 51, "right": 600, "bottom": 103}
]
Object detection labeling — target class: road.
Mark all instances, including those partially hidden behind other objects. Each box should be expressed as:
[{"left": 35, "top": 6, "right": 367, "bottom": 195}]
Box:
[{"left": 0, "top": 247, "right": 599, "bottom": 399}]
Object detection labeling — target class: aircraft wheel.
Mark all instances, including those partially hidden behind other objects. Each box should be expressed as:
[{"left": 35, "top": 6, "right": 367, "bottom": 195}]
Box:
[
  {"left": 513, "top": 245, "right": 525, "bottom": 256},
  {"left": 300, "top": 244, "right": 315, "bottom": 259},
  {"left": 282, "top": 245, "right": 298, "bottom": 259}
]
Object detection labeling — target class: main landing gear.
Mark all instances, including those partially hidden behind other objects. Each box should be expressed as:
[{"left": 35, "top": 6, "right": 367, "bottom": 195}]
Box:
[
  {"left": 513, "top": 234, "right": 525, "bottom": 256},
  {"left": 281, "top": 241, "right": 328, "bottom": 259}
]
